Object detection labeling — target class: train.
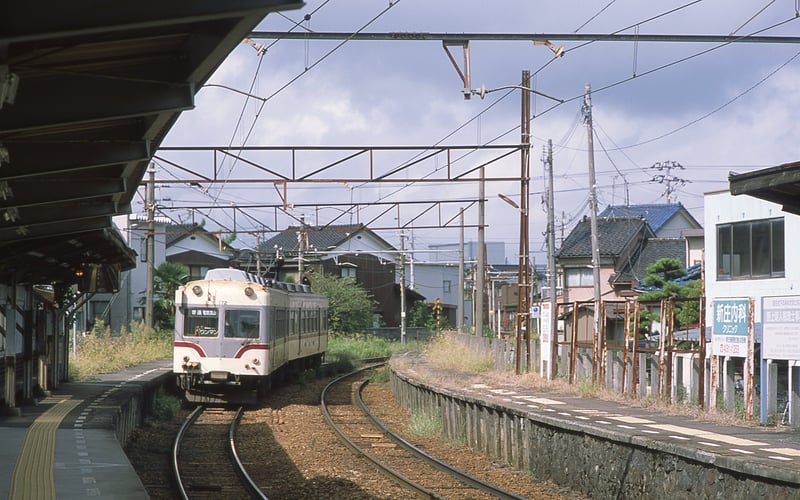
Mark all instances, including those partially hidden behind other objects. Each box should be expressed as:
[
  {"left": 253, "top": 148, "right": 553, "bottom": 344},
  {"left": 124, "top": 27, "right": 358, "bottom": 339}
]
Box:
[{"left": 173, "top": 268, "right": 328, "bottom": 402}]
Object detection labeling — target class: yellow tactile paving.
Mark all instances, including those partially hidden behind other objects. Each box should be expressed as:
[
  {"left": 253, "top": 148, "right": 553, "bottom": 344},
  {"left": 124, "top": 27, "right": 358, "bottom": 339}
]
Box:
[{"left": 9, "top": 397, "right": 82, "bottom": 500}]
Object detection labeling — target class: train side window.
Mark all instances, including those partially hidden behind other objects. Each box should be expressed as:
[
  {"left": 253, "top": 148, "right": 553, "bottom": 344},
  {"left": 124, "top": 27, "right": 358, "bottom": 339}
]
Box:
[
  {"left": 184, "top": 308, "right": 218, "bottom": 337},
  {"left": 224, "top": 309, "right": 260, "bottom": 338}
]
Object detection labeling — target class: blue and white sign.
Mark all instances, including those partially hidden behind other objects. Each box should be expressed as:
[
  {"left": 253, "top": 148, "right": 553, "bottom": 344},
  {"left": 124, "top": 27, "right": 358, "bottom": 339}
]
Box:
[
  {"left": 712, "top": 299, "right": 749, "bottom": 357},
  {"left": 762, "top": 295, "right": 800, "bottom": 360}
]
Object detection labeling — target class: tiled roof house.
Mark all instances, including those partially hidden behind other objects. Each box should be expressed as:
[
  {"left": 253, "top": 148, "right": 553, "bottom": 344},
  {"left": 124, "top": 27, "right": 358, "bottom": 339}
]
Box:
[
  {"left": 557, "top": 216, "right": 654, "bottom": 304},
  {"left": 599, "top": 203, "right": 701, "bottom": 238},
  {"left": 253, "top": 224, "right": 421, "bottom": 328}
]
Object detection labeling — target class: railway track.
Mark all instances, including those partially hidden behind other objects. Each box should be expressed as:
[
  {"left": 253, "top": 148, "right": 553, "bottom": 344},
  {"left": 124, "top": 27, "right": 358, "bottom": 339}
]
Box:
[
  {"left": 321, "top": 364, "right": 526, "bottom": 500},
  {"left": 172, "top": 406, "right": 266, "bottom": 500}
]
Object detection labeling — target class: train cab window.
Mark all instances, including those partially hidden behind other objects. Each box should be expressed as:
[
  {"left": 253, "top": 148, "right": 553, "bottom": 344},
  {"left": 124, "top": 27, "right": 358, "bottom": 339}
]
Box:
[
  {"left": 224, "top": 310, "right": 260, "bottom": 339},
  {"left": 185, "top": 308, "right": 218, "bottom": 337}
]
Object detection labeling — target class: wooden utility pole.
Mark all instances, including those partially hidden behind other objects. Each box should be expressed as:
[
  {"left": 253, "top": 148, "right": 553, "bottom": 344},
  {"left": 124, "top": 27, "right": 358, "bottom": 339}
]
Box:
[{"left": 583, "top": 83, "right": 602, "bottom": 384}]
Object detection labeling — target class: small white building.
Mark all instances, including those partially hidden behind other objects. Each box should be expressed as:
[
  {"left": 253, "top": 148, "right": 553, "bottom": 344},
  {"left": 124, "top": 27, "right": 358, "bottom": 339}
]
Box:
[{"left": 704, "top": 189, "right": 800, "bottom": 420}]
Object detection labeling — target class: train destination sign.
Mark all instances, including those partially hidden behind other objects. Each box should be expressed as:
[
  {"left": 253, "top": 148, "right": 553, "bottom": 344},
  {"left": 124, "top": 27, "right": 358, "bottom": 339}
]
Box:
[{"left": 712, "top": 299, "right": 749, "bottom": 357}]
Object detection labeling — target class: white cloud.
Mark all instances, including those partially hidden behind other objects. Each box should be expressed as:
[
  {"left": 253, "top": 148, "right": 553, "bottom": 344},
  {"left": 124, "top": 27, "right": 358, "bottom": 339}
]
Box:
[{"left": 157, "top": 1, "right": 800, "bottom": 259}]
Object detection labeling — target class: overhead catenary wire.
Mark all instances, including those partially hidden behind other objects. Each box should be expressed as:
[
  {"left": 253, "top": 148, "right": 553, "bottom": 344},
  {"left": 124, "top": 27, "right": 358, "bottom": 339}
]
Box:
[{"left": 155, "top": 2, "right": 798, "bottom": 246}]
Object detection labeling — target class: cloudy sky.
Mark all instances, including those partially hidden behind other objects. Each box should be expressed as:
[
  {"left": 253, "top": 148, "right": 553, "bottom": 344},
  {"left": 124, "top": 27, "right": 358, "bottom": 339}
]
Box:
[{"left": 149, "top": 0, "right": 800, "bottom": 264}]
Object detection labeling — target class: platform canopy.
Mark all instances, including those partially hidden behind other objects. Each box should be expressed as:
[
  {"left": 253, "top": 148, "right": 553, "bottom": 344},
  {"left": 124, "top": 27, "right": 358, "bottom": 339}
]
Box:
[
  {"left": 729, "top": 160, "right": 800, "bottom": 216},
  {"left": 0, "top": 0, "right": 302, "bottom": 286}
]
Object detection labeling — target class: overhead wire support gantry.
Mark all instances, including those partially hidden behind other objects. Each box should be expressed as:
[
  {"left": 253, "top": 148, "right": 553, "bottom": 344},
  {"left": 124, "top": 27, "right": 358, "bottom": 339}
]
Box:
[{"left": 248, "top": 31, "right": 800, "bottom": 45}]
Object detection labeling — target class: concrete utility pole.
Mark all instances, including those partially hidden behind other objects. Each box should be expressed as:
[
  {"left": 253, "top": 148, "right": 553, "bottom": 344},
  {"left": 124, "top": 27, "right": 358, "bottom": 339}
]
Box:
[
  {"left": 651, "top": 160, "right": 688, "bottom": 203},
  {"left": 545, "top": 139, "right": 558, "bottom": 380},
  {"left": 296, "top": 215, "right": 305, "bottom": 283},
  {"left": 399, "top": 231, "right": 407, "bottom": 344},
  {"left": 145, "top": 165, "right": 155, "bottom": 329},
  {"left": 457, "top": 208, "right": 465, "bottom": 333},
  {"left": 476, "top": 166, "right": 485, "bottom": 336},
  {"left": 583, "top": 83, "right": 603, "bottom": 383}
]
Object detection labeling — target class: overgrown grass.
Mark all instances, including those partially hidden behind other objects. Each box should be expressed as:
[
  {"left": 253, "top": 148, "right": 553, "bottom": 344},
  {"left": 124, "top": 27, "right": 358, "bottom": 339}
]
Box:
[
  {"left": 422, "top": 333, "right": 495, "bottom": 373},
  {"left": 327, "top": 333, "right": 423, "bottom": 361},
  {"left": 370, "top": 367, "right": 391, "bottom": 384},
  {"left": 69, "top": 321, "right": 172, "bottom": 381},
  {"left": 406, "top": 407, "right": 443, "bottom": 437},
  {"left": 68, "top": 327, "right": 423, "bottom": 382},
  {"left": 151, "top": 391, "right": 182, "bottom": 421}
]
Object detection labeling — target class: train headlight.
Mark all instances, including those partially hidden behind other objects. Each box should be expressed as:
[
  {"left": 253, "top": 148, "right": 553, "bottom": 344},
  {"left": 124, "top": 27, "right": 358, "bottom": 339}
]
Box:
[
  {"left": 244, "top": 286, "right": 255, "bottom": 298},
  {"left": 252, "top": 358, "right": 260, "bottom": 366},
  {"left": 192, "top": 285, "right": 203, "bottom": 296}
]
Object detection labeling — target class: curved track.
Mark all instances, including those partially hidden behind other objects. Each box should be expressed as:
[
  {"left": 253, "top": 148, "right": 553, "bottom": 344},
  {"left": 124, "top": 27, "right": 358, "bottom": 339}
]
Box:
[
  {"left": 172, "top": 406, "right": 267, "bottom": 500},
  {"left": 321, "top": 365, "right": 526, "bottom": 500}
]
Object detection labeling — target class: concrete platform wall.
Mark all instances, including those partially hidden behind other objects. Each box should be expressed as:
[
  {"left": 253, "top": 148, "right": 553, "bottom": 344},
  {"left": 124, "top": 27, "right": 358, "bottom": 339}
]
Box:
[{"left": 390, "top": 369, "right": 797, "bottom": 498}]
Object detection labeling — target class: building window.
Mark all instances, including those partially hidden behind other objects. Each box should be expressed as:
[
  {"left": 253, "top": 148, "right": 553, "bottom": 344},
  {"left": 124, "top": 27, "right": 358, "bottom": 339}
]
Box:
[
  {"left": 341, "top": 267, "right": 357, "bottom": 279},
  {"left": 442, "top": 280, "right": 452, "bottom": 293},
  {"left": 717, "top": 218, "right": 784, "bottom": 280},
  {"left": 565, "top": 268, "right": 594, "bottom": 287}
]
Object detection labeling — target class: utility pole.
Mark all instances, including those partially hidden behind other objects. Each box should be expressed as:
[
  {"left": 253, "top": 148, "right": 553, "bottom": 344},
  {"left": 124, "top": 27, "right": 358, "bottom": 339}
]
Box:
[
  {"left": 399, "top": 231, "right": 407, "bottom": 344},
  {"left": 651, "top": 160, "right": 688, "bottom": 203},
  {"left": 296, "top": 215, "right": 305, "bottom": 282},
  {"left": 145, "top": 165, "right": 155, "bottom": 329},
  {"left": 457, "top": 208, "right": 465, "bottom": 333},
  {"left": 255, "top": 231, "right": 262, "bottom": 275},
  {"left": 476, "top": 165, "right": 485, "bottom": 336},
  {"left": 583, "top": 83, "right": 602, "bottom": 384},
  {"left": 545, "top": 139, "right": 558, "bottom": 380},
  {"left": 516, "top": 69, "right": 532, "bottom": 374},
  {"left": 409, "top": 226, "right": 415, "bottom": 289}
]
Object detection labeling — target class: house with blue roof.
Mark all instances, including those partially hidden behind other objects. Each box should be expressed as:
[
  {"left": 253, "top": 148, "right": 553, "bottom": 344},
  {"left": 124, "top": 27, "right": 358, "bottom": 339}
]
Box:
[
  {"left": 599, "top": 202, "right": 701, "bottom": 238},
  {"left": 555, "top": 203, "right": 703, "bottom": 343}
]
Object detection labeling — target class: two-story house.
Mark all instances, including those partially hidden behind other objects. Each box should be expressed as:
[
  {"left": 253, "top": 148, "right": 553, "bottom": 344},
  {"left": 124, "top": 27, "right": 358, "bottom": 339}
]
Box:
[
  {"left": 255, "top": 223, "right": 422, "bottom": 328},
  {"left": 556, "top": 203, "right": 703, "bottom": 343}
]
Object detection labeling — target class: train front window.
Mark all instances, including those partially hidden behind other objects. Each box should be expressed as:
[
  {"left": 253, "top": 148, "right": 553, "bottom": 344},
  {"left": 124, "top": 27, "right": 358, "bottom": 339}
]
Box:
[
  {"left": 185, "top": 308, "right": 218, "bottom": 337},
  {"left": 224, "top": 309, "right": 260, "bottom": 339}
]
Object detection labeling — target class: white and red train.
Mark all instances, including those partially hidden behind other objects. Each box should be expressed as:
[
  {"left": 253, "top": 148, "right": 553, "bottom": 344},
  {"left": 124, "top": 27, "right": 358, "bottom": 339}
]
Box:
[{"left": 173, "top": 268, "right": 328, "bottom": 402}]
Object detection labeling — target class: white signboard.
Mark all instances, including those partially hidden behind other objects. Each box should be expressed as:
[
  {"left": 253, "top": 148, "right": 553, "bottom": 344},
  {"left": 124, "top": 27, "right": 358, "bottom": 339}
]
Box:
[
  {"left": 762, "top": 295, "right": 800, "bottom": 360},
  {"left": 711, "top": 299, "right": 749, "bottom": 357},
  {"left": 539, "top": 302, "right": 552, "bottom": 375}
]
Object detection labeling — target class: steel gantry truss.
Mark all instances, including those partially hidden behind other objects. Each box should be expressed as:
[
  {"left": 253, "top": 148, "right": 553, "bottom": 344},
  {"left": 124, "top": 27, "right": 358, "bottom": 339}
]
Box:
[{"left": 150, "top": 144, "right": 524, "bottom": 235}]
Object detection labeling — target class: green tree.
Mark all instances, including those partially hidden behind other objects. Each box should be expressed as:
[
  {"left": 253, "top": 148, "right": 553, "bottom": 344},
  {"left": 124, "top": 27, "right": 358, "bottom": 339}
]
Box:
[
  {"left": 409, "top": 300, "right": 432, "bottom": 329},
  {"left": 635, "top": 258, "right": 700, "bottom": 341},
  {"left": 310, "top": 273, "right": 377, "bottom": 336},
  {"left": 152, "top": 262, "right": 190, "bottom": 329}
]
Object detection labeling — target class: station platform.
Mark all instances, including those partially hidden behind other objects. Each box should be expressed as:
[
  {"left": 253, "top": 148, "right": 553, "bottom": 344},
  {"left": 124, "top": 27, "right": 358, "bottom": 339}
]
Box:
[
  {"left": 0, "top": 359, "right": 173, "bottom": 500},
  {"left": 391, "top": 354, "right": 800, "bottom": 497}
]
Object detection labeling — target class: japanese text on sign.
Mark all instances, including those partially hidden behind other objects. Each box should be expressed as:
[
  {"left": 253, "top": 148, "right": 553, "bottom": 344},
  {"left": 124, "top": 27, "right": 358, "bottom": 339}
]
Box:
[
  {"left": 712, "top": 299, "right": 749, "bottom": 358},
  {"left": 762, "top": 295, "right": 800, "bottom": 360}
]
